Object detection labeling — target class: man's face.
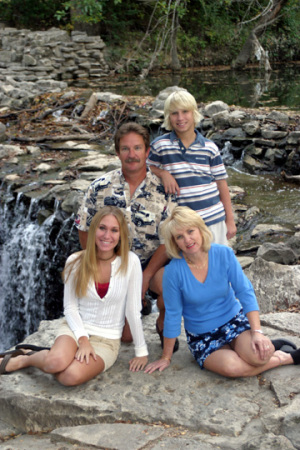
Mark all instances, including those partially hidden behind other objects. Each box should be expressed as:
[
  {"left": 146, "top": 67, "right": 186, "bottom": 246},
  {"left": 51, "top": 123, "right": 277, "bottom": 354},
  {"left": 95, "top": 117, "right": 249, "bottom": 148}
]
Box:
[{"left": 117, "top": 132, "right": 149, "bottom": 175}]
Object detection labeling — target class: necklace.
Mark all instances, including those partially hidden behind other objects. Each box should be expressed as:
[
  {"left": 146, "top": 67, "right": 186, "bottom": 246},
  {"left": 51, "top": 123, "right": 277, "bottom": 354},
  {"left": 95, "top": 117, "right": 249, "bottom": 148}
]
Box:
[
  {"left": 184, "top": 254, "right": 208, "bottom": 270},
  {"left": 97, "top": 254, "right": 115, "bottom": 261}
]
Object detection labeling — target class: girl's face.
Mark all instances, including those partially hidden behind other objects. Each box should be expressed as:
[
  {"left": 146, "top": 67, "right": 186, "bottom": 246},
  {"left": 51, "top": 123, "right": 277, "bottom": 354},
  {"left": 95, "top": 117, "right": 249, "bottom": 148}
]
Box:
[
  {"left": 95, "top": 214, "right": 120, "bottom": 254},
  {"left": 173, "top": 225, "right": 203, "bottom": 255}
]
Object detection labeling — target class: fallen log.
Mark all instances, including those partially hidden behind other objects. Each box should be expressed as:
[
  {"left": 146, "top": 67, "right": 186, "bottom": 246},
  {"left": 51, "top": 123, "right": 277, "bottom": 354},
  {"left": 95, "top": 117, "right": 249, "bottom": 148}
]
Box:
[
  {"left": 32, "top": 98, "right": 84, "bottom": 121},
  {"left": 281, "top": 171, "right": 300, "bottom": 185},
  {"left": 11, "top": 133, "right": 98, "bottom": 143}
]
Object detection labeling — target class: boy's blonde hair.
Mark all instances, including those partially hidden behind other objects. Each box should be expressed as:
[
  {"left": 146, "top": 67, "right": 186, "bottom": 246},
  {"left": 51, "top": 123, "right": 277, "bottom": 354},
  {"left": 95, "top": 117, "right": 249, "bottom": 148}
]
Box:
[{"left": 163, "top": 90, "right": 202, "bottom": 131}]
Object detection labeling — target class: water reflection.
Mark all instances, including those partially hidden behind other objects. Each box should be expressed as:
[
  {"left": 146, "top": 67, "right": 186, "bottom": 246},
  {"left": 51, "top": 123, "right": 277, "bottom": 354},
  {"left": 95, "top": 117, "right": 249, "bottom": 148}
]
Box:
[
  {"left": 81, "top": 64, "right": 300, "bottom": 109},
  {"left": 228, "top": 167, "right": 300, "bottom": 229}
]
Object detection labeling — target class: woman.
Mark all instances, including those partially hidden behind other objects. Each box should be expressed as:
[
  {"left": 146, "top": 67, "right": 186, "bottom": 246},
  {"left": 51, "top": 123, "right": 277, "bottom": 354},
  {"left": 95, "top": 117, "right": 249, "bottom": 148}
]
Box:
[
  {"left": 145, "top": 206, "right": 299, "bottom": 377},
  {"left": 0, "top": 206, "right": 148, "bottom": 384}
]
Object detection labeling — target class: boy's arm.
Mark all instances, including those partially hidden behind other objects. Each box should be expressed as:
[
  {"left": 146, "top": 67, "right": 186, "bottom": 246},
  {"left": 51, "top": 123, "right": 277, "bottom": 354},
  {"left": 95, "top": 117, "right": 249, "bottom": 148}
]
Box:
[
  {"left": 216, "top": 179, "right": 237, "bottom": 240},
  {"left": 148, "top": 165, "right": 180, "bottom": 195}
]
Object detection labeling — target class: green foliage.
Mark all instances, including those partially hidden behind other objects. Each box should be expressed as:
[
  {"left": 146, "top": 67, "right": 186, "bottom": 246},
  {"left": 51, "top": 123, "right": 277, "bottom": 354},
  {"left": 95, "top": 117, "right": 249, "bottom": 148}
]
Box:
[
  {"left": 0, "top": 0, "right": 299, "bottom": 68},
  {"left": 55, "top": 0, "right": 107, "bottom": 24},
  {"left": 0, "top": 0, "right": 64, "bottom": 29}
]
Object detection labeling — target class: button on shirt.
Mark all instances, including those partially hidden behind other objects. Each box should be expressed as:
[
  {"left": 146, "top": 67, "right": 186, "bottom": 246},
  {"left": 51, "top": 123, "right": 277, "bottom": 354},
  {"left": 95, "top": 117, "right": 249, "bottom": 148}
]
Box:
[
  {"left": 148, "top": 130, "right": 228, "bottom": 226},
  {"left": 75, "top": 168, "right": 176, "bottom": 264}
]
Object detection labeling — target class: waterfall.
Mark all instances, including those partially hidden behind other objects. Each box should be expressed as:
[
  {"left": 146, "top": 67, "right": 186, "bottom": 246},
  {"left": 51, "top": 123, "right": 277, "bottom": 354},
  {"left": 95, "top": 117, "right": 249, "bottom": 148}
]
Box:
[{"left": 0, "top": 187, "right": 80, "bottom": 352}]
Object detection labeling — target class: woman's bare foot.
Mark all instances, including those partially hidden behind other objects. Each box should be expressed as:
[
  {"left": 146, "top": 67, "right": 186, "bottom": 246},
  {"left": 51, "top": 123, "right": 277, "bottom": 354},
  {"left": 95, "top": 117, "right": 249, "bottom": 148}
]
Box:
[{"left": 273, "top": 350, "right": 294, "bottom": 366}]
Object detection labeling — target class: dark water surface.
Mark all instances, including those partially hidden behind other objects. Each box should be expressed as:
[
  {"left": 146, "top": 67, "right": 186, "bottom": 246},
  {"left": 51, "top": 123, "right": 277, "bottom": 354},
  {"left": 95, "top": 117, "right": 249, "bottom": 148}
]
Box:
[{"left": 83, "top": 64, "right": 300, "bottom": 109}]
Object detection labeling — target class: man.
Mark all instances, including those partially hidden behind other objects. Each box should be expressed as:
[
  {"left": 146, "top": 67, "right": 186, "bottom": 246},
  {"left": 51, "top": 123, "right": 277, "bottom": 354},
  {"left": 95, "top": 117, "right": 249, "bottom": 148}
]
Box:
[
  {"left": 75, "top": 122, "right": 177, "bottom": 348},
  {"left": 147, "top": 90, "right": 237, "bottom": 245}
]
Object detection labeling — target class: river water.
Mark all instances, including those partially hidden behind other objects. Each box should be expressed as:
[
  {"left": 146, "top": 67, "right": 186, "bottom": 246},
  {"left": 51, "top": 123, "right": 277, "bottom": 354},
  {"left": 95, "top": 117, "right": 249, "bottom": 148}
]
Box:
[{"left": 83, "top": 64, "right": 300, "bottom": 110}]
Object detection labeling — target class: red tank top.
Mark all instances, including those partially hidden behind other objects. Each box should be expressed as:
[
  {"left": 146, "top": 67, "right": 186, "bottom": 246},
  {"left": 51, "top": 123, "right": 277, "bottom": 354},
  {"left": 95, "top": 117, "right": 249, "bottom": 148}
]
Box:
[{"left": 95, "top": 282, "right": 109, "bottom": 298}]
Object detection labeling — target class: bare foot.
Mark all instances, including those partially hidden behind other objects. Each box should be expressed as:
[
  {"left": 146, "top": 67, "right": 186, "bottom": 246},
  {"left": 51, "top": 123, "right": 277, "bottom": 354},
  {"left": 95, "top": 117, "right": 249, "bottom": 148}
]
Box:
[{"left": 273, "top": 350, "right": 294, "bottom": 366}]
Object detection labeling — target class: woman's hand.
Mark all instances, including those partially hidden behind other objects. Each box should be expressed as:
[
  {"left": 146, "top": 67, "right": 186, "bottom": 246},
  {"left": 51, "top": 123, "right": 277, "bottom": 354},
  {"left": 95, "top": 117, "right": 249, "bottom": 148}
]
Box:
[
  {"left": 251, "top": 332, "right": 273, "bottom": 361},
  {"left": 144, "top": 357, "right": 171, "bottom": 374},
  {"left": 129, "top": 356, "right": 148, "bottom": 372},
  {"left": 75, "top": 337, "right": 97, "bottom": 364}
]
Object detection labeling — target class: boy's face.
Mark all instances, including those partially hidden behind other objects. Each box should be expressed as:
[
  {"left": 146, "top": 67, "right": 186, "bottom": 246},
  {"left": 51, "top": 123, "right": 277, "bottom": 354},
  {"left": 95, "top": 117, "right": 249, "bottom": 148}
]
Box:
[{"left": 169, "top": 108, "right": 195, "bottom": 135}]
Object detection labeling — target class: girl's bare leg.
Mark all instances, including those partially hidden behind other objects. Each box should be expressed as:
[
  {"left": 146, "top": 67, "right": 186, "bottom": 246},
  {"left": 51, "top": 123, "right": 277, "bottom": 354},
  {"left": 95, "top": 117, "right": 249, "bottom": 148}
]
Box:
[
  {"left": 1, "top": 336, "right": 77, "bottom": 374},
  {"left": 55, "top": 355, "right": 105, "bottom": 386},
  {"left": 1, "top": 336, "right": 106, "bottom": 386}
]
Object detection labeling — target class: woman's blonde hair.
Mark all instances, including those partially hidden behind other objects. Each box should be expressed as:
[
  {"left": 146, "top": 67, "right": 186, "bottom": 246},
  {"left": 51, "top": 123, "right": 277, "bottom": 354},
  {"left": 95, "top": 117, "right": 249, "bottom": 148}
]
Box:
[
  {"left": 63, "top": 206, "right": 130, "bottom": 297},
  {"left": 161, "top": 206, "right": 212, "bottom": 259},
  {"left": 163, "top": 90, "right": 202, "bottom": 131}
]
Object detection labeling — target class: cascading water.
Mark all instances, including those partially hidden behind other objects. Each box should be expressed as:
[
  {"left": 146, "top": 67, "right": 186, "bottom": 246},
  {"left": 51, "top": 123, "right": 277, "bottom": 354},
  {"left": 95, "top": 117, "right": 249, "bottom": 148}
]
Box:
[{"left": 0, "top": 186, "right": 80, "bottom": 352}]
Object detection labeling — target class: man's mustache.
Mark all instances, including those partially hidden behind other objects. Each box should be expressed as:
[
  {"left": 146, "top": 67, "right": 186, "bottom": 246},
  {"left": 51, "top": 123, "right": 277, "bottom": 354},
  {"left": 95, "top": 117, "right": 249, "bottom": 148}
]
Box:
[{"left": 125, "top": 158, "right": 140, "bottom": 163}]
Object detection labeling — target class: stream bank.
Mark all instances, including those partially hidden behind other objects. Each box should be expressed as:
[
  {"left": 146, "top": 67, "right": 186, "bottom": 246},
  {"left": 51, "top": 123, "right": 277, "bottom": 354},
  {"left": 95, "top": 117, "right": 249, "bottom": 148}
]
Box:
[{"left": 0, "top": 87, "right": 299, "bottom": 352}]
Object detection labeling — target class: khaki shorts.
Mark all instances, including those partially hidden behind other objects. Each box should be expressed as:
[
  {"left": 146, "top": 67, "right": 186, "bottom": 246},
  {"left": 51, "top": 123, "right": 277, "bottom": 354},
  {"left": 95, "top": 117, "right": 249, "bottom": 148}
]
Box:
[
  {"left": 208, "top": 220, "right": 228, "bottom": 246},
  {"left": 56, "top": 320, "right": 121, "bottom": 372}
]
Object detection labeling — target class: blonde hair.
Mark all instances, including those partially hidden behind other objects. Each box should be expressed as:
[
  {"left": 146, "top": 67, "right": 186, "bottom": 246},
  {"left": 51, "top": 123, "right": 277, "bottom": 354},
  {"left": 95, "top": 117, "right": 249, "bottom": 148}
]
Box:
[
  {"left": 163, "top": 90, "right": 202, "bottom": 131},
  {"left": 63, "top": 206, "right": 130, "bottom": 297},
  {"left": 161, "top": 206, "right": 212, "bottom": 259}
]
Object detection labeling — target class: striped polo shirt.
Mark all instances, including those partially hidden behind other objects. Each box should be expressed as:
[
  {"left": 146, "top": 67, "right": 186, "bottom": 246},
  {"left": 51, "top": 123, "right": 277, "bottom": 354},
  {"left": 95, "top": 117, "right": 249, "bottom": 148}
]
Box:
[{"left": 148, "top": 130, "right": 227, "bottom": 226}]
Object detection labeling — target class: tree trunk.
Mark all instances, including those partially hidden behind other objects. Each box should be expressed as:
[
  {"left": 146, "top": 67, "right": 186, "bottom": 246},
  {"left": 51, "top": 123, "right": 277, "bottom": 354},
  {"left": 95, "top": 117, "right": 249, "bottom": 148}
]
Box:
[
  {"left": 232, "top": 0, "right": 288, "bottom": 70},
  {"left": 170, "top": 12, "right": 181, "bottom": 71}
]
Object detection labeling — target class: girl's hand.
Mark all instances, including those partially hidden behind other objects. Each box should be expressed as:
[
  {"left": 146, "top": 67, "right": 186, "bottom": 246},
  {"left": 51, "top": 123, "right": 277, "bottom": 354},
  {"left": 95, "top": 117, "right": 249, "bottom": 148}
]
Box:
[
  {"left": 129, "top": 356, "right": 148, "bottom": 372},
  {"left": 75, "top": 337, "right": 97, "bottom": 364},
  {"left": 144, "top": 357, "right": 171, "bottom": 374}
]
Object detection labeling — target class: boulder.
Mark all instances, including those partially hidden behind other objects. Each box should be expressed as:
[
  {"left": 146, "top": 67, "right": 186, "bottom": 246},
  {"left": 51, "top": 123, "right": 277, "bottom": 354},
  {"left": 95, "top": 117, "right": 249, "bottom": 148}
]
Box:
[
  {"left": 203, "top": 101, "right": 229, "bottom": 117},
  {"left": 257, "top": 242, "right": 298, "bottom": 265},
  {"left": 245, "top": 257, "right": 300, "bottom": 313}
]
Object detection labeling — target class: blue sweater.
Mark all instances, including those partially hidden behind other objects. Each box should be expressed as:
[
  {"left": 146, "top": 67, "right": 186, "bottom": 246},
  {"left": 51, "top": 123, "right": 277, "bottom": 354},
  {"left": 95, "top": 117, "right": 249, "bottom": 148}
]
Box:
[{"left": 162, "top": 244, "right": 259, "bottom": 338}]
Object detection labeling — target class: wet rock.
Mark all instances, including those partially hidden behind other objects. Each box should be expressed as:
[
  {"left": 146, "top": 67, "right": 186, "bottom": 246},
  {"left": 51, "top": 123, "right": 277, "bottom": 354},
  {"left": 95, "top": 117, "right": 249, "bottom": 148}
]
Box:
[
  {"left": 34, "top": 163, "right": 53, "bottom": 173},
  {"left": 257, "top": 242, "right": 298, "bottom": 265},
  {"left": 251, "top": 224, "right": 292, "bottom": 238},
  {"left": 0, "top": 122, "right": 6, "bottom": 141}
]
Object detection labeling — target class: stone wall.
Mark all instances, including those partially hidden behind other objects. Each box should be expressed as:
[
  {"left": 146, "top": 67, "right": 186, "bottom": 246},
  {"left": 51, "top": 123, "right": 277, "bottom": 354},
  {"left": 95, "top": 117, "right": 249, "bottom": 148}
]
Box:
[{"left": 0, "top": 27, "right": 109, "bottom": 108}]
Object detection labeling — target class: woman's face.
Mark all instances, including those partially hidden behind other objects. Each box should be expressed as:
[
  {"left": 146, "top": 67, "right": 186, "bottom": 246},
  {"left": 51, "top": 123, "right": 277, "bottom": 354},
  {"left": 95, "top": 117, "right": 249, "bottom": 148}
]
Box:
[
  {"left": 95, "top": 214, "right": 120, "bottom": 254},
  {"left": 173, "top": 225, "right": 203, "bottom": 255}
]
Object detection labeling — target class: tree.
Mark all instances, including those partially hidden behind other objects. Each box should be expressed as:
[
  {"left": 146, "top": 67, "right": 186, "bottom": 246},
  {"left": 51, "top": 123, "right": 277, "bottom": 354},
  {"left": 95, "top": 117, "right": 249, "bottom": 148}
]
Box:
[
  {"left": 232, "top": 0, "right": 290, "bottom": 71},
  {"left": 125, "top": 0, "right": 187, "bottom": 79}
]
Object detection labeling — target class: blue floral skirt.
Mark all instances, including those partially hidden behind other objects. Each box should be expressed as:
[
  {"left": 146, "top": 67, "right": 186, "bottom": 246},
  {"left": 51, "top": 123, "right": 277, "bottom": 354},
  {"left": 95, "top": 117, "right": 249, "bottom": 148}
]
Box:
[{"left": 185, "top": 309, "right": 251, "bottom": 369}]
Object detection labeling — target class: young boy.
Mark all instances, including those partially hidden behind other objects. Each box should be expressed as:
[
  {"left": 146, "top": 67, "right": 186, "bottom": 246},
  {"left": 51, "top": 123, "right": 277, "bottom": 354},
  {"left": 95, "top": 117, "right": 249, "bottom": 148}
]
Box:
[{"left": 147, "top": 90, "right": 236, "bottom": 244}]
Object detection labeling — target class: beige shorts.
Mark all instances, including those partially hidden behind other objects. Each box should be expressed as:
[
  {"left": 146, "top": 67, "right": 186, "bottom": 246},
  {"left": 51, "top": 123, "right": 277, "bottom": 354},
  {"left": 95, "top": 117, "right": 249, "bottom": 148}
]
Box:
[
  {"left": 208, "top": 220, "right": 228, "bottom": 246},
  {"left": 56, "top": 320, "right": 121, "bottom": 372}
]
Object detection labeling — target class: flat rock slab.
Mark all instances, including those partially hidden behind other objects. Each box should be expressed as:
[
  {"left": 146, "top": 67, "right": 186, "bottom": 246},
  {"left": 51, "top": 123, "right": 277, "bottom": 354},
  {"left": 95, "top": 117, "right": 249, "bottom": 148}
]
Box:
[
  {"left": 0, "top": 313, "right": 300, "bottom": 449},
  {"left": 51, "top": 423, "right": 165, "bottom": 450}
]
